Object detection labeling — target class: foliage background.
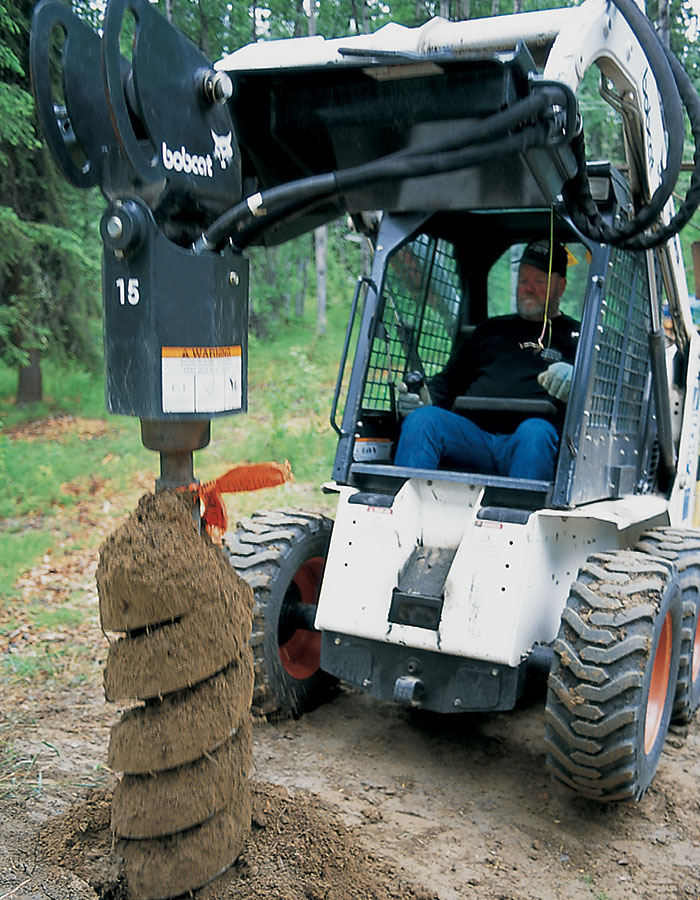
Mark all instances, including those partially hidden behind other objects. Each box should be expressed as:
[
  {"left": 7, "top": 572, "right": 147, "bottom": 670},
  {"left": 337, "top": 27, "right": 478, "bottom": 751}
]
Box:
[{"left": 0, "top": 0, "right": 102, "bottom": 389}]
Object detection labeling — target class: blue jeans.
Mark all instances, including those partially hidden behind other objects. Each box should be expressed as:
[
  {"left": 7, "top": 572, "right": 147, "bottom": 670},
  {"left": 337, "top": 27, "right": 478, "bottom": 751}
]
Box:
[{"left": 393, "top": 406, "right": 559, "bottom": 480}]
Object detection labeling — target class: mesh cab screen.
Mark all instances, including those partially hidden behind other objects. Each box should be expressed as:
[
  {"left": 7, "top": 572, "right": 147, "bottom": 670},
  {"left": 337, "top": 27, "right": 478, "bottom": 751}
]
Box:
[
  {"left": 363, "top": 235, "right": 462, "bottom": 411},
  {"left": 589, "top": 249, "right": 651, "bottom": 432},
  {"left": 562, "top": 246, "right": 654, "bottom": 504}
]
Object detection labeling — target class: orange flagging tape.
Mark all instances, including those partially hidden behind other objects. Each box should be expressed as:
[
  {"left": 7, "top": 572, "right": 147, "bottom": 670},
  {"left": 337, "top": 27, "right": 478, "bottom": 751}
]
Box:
[{"left": 179, "top": 460, "right": 293, "bottom": 535}]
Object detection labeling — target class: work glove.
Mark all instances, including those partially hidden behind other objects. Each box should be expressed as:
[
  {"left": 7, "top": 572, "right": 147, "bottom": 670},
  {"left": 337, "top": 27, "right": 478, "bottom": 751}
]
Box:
[
  {"left": 396, "top": 380, "right": 431, "bottom": 417},
  {"left": 538, "top": 361, "right": 573, "bottom": 403}
]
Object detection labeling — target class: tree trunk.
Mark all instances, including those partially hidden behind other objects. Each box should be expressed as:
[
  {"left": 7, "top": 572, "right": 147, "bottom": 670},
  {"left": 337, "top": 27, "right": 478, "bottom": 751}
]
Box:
[
  {"left": 456, "top": 0, "right": 470, "bottom": 19},
  {"left": 512, "top": 0, "right": 522, "bottom": 13},
  {"left": 361, "top": 0, "right": 369, "bottom": 35},
  {"left": 197, "top": 0, "right": 210, "bottom": 56},
  {"left": 491, "top": 0, "right": 499, "bottom": 15},
  {"left": 17, "top": 347, "right": 43, "bottom": 406},
  {"left": 296, "top": 257, "right": 308, "bottom": 317},
  {"left": 314, "top": 226, "right": 327, "bottom": 335},
  {"left": 349, "top": 0, "right": 369, "bottom": 33},
  {"left": 308, "top": 0, "right": 325, "bottom": 334},
  {"left": 658, "top": 0, "right": 670, "bottom": 49},
  {"left": 294, "top": 0, "right": 305, "bottom": 36}
]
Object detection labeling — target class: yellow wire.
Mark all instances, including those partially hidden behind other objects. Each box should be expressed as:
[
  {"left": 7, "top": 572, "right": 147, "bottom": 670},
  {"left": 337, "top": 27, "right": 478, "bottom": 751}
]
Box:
[{"left": 537, "top": 207, "right": 555, "bottom": 349}]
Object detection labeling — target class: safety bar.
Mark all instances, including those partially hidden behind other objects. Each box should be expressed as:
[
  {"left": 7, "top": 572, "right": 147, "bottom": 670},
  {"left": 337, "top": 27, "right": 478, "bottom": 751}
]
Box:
[{"left": 331, "top": 276, "right": 375, "bottom": 436}]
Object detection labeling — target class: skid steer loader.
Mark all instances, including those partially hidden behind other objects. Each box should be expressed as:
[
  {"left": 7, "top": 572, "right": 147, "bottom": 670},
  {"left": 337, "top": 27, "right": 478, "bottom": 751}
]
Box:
[
  {"left": 218, "top": 3, "right": 700, "bottom": 802},
  {"left": 30, "top": 0, "right": 700, "bottom": 802}
]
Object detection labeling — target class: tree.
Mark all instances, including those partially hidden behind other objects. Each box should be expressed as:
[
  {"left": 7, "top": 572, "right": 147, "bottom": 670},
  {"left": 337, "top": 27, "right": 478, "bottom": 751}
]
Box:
[
  {"left": 315, "top": 226, "right": 328, "bottom": 335},
  {"left": 0, "top": 0, "right": 101, "bottom": 404}
]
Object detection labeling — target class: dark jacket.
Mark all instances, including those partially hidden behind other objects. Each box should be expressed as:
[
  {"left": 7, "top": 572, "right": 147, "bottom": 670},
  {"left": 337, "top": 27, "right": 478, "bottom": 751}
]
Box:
[{"left": 429, "top": 313, "right": 579, "bottom": 434}]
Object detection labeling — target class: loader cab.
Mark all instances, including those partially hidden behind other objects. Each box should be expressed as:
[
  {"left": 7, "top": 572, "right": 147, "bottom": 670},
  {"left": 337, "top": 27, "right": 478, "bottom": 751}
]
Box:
[{"left": 331, "top": 162, "right": 669, "bottom": 511}]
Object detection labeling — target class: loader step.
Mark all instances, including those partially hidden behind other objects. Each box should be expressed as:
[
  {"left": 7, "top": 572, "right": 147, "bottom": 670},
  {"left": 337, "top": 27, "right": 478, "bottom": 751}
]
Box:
[{"left": 388, "top": 546, "right": 457, "bottom": 630}]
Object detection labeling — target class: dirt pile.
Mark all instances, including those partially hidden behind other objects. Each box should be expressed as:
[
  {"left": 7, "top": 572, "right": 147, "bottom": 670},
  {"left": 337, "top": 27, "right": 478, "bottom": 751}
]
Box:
[
  {"left": 97, "top": 492, "right": 254, "bottom": 899},
  {"left": 39, "top": 781, "right": 438, "bottom": 900}
]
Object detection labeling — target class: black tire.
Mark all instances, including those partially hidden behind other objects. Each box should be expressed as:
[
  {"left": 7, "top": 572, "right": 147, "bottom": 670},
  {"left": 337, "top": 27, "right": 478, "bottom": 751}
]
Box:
[
  {"left": 545, "top": 550, "right": 682, "bottom": 801},
  {"left": 223, "top": 509, "right": 337, "bottom": 719},
  {"left": 635, "top": 527, "right": 700, "bottom": 724}
]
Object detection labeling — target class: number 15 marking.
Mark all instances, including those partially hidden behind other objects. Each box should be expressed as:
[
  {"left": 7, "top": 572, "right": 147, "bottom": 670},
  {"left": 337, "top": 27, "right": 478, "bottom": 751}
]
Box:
[{"left": 116, "top": 277, "right": 141, "bottom": 306}]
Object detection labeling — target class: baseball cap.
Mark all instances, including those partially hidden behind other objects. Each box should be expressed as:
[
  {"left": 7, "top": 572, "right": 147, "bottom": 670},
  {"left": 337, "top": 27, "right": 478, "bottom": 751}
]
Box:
[{"left": 519, "top": 240, "right": 568, "bottom": 278}]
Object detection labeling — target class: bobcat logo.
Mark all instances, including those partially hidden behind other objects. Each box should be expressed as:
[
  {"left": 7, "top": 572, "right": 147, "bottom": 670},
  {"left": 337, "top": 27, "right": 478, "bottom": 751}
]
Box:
[{"left": 211, "top": 130, "right": 234, "bottom": 170}]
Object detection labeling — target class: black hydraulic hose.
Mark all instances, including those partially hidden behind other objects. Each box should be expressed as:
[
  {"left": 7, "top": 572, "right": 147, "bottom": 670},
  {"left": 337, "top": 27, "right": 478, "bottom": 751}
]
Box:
[
  {"left": 562, "top": 130, "right": 617, "bottom": 236},
  {"left": 561, "top": 0, "right": 686, "bottom": 247},
  {"left": 622, "top": 46, "right": 700, "bottom": 250},
  {"left": 193, "top": 0, "right": 697, "bottom": 254},
  {"left": 194, "top": 92, "right": 553, "bottom": 252},
  {"left": 338, "top": 122, "right": 550, "bottom": 188},
  {"left": 608, "top": 0, "right": 684, "bottom": 229},
  {"left": 387, "top": 89, "right": 553, "bottom": 159},
  {"left": 192, "top": 172, "right": 339, "bottom": 253},
  {"left": 229, "top": 123, "right": 552, "bottom": 249}
]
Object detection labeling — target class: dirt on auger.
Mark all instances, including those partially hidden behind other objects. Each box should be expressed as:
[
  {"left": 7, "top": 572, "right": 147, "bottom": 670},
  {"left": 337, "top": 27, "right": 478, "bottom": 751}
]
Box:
[{"left": 96, "top": 491, "right": 254, "bottom": 899}]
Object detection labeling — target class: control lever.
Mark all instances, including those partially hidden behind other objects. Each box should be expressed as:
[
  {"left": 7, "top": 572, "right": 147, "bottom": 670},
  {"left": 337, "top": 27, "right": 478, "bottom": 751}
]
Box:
[{"left": 404, "top": 371, "right": 425, "bottom": 394}]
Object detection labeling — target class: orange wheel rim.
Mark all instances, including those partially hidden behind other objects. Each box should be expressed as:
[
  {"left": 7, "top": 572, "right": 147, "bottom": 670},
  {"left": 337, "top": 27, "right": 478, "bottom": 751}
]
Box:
[
  {"left": 279, "top": 557, "right": 324, "bottom": 680},
  {"left": 692, "top": 610, "right": 700, "bottom": 684},
  {"left": 644, "top": 611, "right": 673, "bottom": 754}
]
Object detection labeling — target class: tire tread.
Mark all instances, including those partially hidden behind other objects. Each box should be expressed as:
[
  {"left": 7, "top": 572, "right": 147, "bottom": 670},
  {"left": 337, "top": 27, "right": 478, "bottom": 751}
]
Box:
[
  {"left": 545, "top": 550, "right": 681, "bottom": 801},
  {"left": 222, "top": 509, "right": 335, "bottom": 718}
]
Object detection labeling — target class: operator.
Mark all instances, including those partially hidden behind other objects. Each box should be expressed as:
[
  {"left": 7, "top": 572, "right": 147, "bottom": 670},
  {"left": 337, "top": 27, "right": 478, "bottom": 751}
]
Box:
[{"left": 393, "top": 239, "right": 578, "bottom": 481}]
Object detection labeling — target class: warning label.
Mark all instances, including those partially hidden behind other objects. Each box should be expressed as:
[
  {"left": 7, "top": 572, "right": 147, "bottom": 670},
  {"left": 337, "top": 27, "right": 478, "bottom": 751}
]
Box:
[{"left": 161, "top": 345, "right": 242, "bottom": 413}]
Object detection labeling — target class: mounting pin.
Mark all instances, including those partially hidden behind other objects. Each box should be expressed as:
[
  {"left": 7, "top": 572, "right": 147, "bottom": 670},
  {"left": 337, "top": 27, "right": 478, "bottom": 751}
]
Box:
[
  {"left": 200, "top": 69, "right": 233, "bottom": 105},
  {"left": 107, "top": 215, "right": 123, "bottom": 240}
]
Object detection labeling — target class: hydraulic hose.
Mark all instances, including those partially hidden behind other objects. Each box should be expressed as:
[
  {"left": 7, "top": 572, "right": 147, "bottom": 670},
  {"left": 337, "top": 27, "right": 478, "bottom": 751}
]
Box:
[
  {"left": 192, "top": 173, "right": 339, "bottom": 253},
  {"left": 193, "top": 0, "right": 699, "bottom": 253},
  {"left": 194, "top": 92, "right": 554, "bottom": 252},
  {"left": 626, "top": 46, "right": 700, "bottom": 250},
  {"left": 215, "top": 121, "right": 552, "bottom": 250},
  {"left": 561, "top": 0, "right": 692, "bottom": 249}
]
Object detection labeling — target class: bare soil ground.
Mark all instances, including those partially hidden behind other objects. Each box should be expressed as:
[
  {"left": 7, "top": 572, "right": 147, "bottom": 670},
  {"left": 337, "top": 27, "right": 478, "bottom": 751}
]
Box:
[
  {"left": 2, "top": 669, "right": 700, "bottom": 899},
  {"left": 2, "top": 486, "right": 700, "bottom": 899}
]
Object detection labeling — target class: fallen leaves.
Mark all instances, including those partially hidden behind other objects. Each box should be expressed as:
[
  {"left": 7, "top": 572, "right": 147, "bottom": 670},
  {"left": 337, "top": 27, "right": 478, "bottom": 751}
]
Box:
[
  {"left": 6, "top": 416, "right": 110, "bottom": 443},
  {"left": 1, "top": 503, "right": 123, "bottom": 685},
  {"left": 60, "top": 477, "right": 107, "bottom": 498}
]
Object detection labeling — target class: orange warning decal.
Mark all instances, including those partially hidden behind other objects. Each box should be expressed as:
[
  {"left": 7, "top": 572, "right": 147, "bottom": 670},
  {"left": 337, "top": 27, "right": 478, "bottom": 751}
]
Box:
[{"left": 161, "top": 345, "right": 242, "bottom": 359}]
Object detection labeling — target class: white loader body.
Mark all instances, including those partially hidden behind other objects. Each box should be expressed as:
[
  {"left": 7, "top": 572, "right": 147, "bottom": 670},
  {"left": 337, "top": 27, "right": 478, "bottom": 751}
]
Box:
[{"left": 317, "top": 485, "right": 672, "bottom": 667}]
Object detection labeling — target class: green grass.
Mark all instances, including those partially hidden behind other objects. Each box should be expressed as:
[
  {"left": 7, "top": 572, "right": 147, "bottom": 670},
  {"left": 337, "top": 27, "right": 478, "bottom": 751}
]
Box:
[
  {"left": 203, "top": 332, "right": 340, "bottom": 484},
  {"left": 0, "top": 299, "right": 351, "bottom": 597},
  {"left": 0, "top": 360, "right": 107, "bottom": 426},
  {"left": 582, "top": 873, "right": 613, "bottom": 900},
  {"left": 30, "top": 605, "right": 84, "bottom": 629},
  {"left": 0, "top": 530, "right": 55, "bottom": 597},
  {"left": 0, "top": 429, "right": 151, "bottom": 520},
  {"left": 2, "top": 647, "right": 59, "bottom": 682},
  {"left": 1, "top": 635, "right": 101, "bottom": 687},
  {"left": 0, "top": 601, "right": 84, "bottom": 637},
  {"left": 0, "top": 357, "right": 153, "bottom": 529}
]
